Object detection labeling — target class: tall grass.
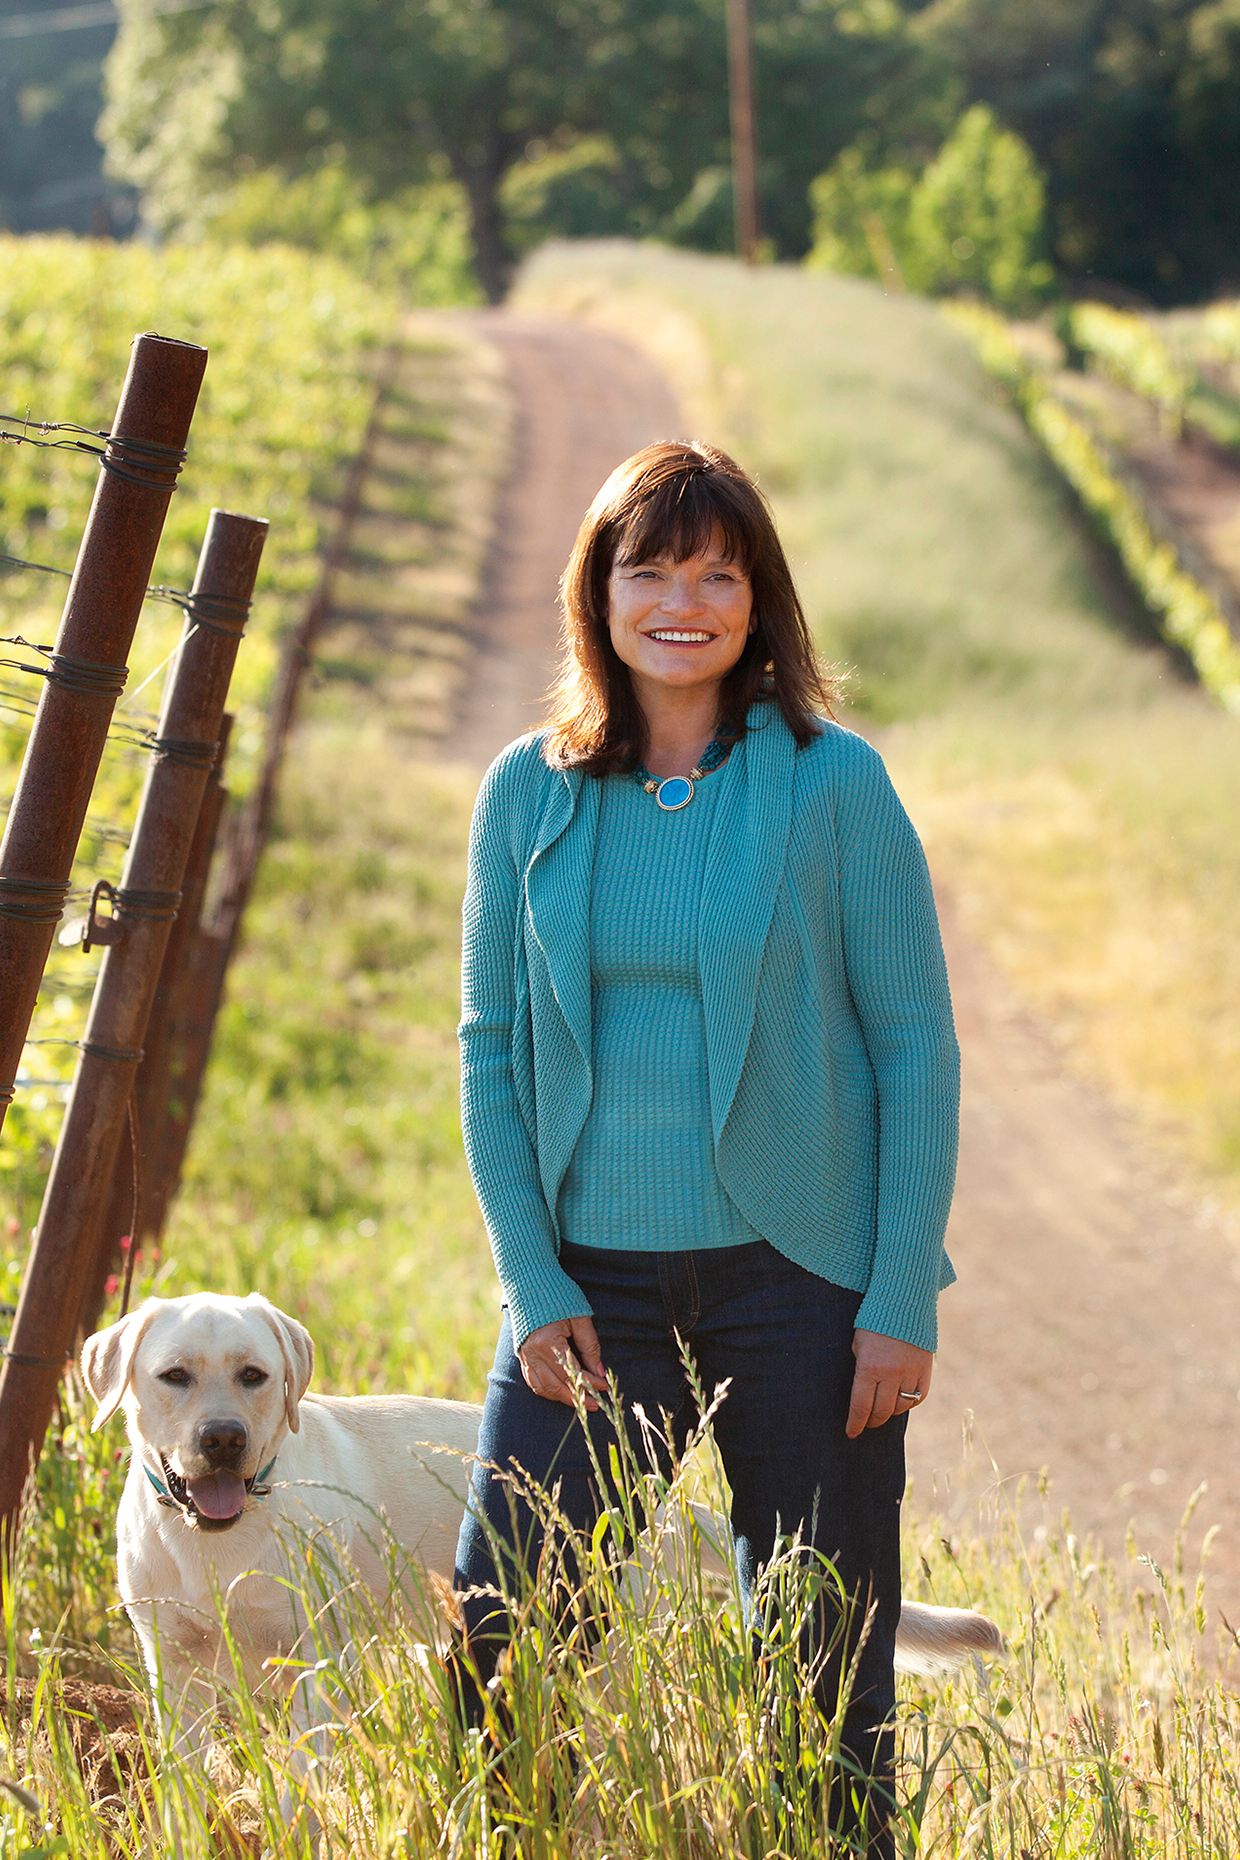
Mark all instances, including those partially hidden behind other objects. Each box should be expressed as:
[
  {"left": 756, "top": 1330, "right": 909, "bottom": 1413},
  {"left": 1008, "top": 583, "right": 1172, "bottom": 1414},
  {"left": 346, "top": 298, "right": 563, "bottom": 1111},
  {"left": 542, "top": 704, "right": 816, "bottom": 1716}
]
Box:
[{"left": 4, "top": 1376, "right": 1237, "bottom": 1856}]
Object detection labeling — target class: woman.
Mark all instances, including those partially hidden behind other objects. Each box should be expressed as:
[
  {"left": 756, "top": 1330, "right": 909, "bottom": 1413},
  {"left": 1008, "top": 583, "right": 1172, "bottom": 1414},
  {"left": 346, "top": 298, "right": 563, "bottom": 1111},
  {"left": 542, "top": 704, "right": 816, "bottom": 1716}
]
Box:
[{"left": 453, "top": 440, "right": 958, "bottom": 1851}]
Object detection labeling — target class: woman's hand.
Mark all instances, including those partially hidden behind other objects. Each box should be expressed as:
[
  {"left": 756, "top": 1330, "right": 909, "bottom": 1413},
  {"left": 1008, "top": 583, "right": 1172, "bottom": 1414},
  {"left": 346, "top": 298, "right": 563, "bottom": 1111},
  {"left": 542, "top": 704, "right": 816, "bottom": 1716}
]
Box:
[
  {"left": 518, "top": 1317, "right": 609, "bottom": 1411},
  {"left": 846, "top": 1329, "right": 933, "bottom": 1438}
]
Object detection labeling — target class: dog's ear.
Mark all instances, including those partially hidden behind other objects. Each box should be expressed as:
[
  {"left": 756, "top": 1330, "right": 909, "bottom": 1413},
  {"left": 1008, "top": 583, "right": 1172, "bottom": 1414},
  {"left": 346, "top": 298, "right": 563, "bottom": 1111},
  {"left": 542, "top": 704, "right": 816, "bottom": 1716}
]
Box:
[
  {"left": 249, "top": 1297, "right": 314, "bottom": 1433},
  {"left": 81, "top": 1304, "right": 160, "bottom": 1432}
]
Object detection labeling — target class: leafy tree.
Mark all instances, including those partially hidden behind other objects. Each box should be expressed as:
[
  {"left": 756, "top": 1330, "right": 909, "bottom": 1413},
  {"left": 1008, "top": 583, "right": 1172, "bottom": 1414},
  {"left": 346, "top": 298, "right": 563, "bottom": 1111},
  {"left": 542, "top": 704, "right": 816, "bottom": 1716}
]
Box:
[
  {"left": 807, "top": 104, "right": 1052, "bottom": 311},
  {"left": 914, "top": 0, "right": 1240, "bottom": 302},
  {"left": 805, "top": 148, "right": 917, "bottom": 287},
  {"left": 101, "top": 0, "right": 937, "bottom": 298},
  {"left": 204, "top": 164, "right": 480, "bottom": 301},
  {"left": 906, "top": 103, "right": 1053, "bottom": 306}
]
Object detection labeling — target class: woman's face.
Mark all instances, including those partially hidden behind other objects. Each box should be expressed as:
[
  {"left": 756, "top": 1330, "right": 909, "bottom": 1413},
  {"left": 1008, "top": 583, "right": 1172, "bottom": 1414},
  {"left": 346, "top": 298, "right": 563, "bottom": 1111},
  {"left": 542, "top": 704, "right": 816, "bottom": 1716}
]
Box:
[{"left": 606, "top": 536, "right": 754, "bottom": 702}]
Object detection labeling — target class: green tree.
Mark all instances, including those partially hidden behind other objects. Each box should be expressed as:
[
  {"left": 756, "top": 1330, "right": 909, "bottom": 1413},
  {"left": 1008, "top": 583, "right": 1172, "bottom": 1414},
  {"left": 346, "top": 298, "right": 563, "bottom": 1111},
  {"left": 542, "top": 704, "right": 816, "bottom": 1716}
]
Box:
[
  {"left": 905, "top": 103, "right": 1052, "bottom": 307},
  {"left": 915, "top": 0, "right": 1240, "bottom": 302},
  {"left": 101, "top": 0, "right": 940, "bottom": 299},
  {"left": 807, "top": 104, "right": 1052, "bottom": 311},
  {"left": 806, "top": 148, "right": 917, "bottom": 289}
]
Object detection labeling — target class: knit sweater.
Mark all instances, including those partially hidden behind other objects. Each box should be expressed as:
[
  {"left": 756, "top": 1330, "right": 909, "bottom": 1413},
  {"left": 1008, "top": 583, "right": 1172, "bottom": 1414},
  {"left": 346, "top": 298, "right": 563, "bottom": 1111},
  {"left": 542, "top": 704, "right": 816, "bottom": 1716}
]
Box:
[
  {"left": 558, "top": 756, "right": 762, "bottom": 1253},
  {"left": 459, "top": 703, "right": 959, "bottom": 1353}
]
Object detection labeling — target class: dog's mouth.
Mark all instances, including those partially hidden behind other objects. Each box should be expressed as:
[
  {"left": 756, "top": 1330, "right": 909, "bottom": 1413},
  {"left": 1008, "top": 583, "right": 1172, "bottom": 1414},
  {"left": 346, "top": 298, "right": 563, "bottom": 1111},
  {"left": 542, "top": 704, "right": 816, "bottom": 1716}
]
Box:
[{"left": 159, "top": 1455, "right": 255, "bottom": 1533}]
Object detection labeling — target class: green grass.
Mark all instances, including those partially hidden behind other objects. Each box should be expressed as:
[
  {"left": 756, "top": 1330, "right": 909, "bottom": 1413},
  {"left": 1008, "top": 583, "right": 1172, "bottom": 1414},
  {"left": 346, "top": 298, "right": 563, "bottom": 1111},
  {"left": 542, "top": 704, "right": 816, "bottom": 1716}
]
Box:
[
  {"left": 4, "top": 1386, "right": 1236, "bottom": 1857},
  {"left": 5, "top": 236, "right": 1240, "bottom": 1854},
  {"left": 514, "top": 241, "right": 1240, "bottom": 1204}
]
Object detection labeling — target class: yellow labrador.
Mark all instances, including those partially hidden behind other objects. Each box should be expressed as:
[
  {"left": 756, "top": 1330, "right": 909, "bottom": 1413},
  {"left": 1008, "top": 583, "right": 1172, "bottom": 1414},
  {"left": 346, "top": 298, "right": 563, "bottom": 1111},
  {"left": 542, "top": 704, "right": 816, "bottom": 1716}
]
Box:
[
  {"left": 82, "top": 1291, "right": 479, "bottom": 1842},
  {"left": 83, "top": 1292, "right": 1001, "bottom": 1840}
]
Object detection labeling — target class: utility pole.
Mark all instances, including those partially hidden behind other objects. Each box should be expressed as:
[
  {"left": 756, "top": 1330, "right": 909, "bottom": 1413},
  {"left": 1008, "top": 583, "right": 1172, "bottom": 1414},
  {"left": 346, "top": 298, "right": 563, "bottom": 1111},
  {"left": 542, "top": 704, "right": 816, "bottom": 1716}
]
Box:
[{"left": 726, "top": 0, "right": 759, "bottom": 263}]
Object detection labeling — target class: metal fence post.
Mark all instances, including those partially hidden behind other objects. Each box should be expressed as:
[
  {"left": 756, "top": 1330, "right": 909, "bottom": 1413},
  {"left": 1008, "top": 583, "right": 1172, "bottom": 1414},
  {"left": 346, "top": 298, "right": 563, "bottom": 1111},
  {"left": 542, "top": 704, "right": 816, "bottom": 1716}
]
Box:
[
  {"left": 77, "top": 716, "right": 234, "bottom": 1340},
  {"left": 0, "top": 334, "right": 207, "bottom": 1137},
  {"left": 0, "top": 511, "right": 267, "bottom": 1545},
  {"left": 123, "top": 345, "right": 399, "bottom": 1233}
]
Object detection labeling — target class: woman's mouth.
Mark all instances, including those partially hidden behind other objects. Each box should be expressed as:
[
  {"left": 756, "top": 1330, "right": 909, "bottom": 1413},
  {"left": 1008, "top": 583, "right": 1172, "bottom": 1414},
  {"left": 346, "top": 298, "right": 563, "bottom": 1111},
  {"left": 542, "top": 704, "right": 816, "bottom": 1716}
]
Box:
[{"left": 646, "top": 630, "right": 715, "bottom": 644}]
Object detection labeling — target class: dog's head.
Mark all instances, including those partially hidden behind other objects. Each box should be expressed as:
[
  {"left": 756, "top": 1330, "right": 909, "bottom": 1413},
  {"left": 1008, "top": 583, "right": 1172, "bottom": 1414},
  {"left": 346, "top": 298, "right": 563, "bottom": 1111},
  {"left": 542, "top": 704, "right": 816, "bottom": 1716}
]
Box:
[{"left": 81, "top": 1293, "right": 314, "bottom": 1534}]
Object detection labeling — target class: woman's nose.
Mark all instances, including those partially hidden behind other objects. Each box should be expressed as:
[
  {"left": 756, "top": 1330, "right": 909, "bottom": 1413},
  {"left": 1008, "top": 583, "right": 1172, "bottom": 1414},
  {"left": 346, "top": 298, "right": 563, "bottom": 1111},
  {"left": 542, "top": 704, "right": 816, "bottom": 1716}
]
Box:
[{"left": 659, "top": 575, "right": 706, "bottom": 614}]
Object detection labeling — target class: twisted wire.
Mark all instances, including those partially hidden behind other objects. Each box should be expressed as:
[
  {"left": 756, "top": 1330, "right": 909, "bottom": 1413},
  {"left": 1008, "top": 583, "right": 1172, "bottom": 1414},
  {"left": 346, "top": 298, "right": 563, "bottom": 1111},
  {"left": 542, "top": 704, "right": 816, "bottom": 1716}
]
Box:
[
  {"left": 0, "top": 876, "right": 69, "bottom": 924},
  {"left": 100, "top": 432, "right": 186, "bottom": 493},
  {"left": 114, "top": 886, "right": 181, "bottom": 922},
  {"left": 147, "top": 734, "right": 219, "bottom": 769}
]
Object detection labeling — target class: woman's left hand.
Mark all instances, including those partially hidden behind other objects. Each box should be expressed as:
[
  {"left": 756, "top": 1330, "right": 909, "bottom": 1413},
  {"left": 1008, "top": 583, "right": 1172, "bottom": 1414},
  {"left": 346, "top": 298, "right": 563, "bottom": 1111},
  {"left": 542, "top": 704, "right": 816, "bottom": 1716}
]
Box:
[{"left": 846, "top": 1329, "right": 933, "bottom": 1438}]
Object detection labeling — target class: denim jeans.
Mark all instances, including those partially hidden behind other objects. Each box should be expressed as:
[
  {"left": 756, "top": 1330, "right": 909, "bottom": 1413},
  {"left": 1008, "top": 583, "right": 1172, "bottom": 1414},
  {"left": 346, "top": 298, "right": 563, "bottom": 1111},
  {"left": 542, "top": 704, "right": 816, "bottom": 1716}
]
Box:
[{"left": 453, "top": 1238, "right": 906, "bottom": 1854}]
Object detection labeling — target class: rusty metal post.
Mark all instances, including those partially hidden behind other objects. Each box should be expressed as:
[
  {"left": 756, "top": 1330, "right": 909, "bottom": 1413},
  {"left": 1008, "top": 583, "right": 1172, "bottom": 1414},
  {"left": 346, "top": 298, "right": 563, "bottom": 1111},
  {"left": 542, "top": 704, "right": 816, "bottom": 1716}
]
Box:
[
  {"left": 0, "top": 511, "right": 267, "bottom": 1543},
  {"left": 131, "top": 349, "right": 399, "bottom": 1228},
  {"left": 0, "top": 334, "right": 207, "bottom": 1137},
  {"left": 77, "top": 717, "right": 234, "bottom": 1340}
]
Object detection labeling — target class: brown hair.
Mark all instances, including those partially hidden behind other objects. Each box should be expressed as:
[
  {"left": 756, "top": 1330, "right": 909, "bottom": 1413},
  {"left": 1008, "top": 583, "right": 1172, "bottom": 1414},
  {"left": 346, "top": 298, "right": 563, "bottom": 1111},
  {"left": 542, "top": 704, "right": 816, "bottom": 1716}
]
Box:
[{"left": 543, "top": 440, "right": 840, "bottom": 773}]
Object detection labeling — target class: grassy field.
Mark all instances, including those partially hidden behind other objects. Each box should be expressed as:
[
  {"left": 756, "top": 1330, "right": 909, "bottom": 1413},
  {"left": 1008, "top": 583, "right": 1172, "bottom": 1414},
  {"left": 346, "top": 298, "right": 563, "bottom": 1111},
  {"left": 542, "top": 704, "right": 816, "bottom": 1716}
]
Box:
[
  {"left": 4, "top": 237, "right": 1240, "bottom": 1853},
  {"left": 515, "top": 242, "right": 1240, "bottom": 1204}
]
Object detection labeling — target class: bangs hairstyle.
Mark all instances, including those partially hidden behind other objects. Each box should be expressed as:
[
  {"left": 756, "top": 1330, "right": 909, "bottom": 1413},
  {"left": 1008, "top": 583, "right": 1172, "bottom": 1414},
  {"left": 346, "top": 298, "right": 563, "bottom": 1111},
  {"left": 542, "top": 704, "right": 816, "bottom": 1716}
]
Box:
[{"left": 544, "top": 440, "right": 841, "bottom": 773}]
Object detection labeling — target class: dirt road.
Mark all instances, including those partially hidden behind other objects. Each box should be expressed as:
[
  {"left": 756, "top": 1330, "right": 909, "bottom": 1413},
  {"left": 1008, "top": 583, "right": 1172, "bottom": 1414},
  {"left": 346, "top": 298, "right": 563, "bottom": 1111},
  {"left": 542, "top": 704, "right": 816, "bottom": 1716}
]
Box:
[
  {"left": 452, "top": 314, "right": 681, "bottom": 764},
  {"left": 456, "top": 315, "right": 1240, "bottom": 1615}
]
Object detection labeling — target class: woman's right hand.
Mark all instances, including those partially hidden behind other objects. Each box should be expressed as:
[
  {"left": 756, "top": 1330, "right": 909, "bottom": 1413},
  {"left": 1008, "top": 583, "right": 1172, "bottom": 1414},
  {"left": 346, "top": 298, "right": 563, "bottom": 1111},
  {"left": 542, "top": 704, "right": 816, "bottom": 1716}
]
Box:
[{"left": 518, "top": 1317, "right": 608, "bottom": 1410}]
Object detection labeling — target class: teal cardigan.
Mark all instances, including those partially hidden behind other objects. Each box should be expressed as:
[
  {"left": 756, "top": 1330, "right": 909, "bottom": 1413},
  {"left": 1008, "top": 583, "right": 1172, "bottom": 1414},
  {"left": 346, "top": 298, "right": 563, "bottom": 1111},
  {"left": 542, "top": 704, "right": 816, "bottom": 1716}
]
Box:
[{"left": 459, "top": 704, "right": 959, "bottom": 1354}]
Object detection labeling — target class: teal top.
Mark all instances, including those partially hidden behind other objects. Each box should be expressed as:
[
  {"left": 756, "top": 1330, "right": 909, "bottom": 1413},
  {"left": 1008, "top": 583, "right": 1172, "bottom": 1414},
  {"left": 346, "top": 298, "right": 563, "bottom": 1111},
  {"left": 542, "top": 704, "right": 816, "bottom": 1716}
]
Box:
[
  {"left": 459, "top": 703, "right": 959, "bottom": 1354},
  {"left": 558, "top": 756, "right": 761, "bottom": 1253}
]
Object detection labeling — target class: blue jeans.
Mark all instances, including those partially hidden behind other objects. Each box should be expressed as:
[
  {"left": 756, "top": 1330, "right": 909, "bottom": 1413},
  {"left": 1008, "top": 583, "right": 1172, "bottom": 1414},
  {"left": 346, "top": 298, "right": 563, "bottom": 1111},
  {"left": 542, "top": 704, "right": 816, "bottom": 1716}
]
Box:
[{"left": 453, "top": 1239, "right": 906, "bottom": 1852}]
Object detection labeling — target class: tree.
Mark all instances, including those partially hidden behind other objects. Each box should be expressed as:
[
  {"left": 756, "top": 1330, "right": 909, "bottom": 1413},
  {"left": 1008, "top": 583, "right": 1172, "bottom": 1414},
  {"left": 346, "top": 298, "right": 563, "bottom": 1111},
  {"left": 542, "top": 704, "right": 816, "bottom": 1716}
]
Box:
[
  {"left": 101, "top": 0, "right": 939, "bottom": 298},
  {"left": 807, "top": 104, "right": 1053, "bottom": 312},
  {"left": 102, "top": 0, "right": 580, "bottom": 300},
  {"left": 905, "top": 103, "right": 1053, "bottom": 307},
  {"left": 915, "top": 0, "right": 1240, "bottom": 301},
  {"left": 806, "top": 148, "right": 918, "bottom": 288}
]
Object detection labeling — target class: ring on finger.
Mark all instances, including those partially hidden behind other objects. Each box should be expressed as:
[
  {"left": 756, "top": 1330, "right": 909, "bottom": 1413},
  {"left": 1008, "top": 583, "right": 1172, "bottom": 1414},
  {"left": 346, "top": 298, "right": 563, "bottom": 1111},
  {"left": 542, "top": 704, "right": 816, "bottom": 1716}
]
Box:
[{"left": 898, "top": 1389, "right": 923, "bottom": 1403}]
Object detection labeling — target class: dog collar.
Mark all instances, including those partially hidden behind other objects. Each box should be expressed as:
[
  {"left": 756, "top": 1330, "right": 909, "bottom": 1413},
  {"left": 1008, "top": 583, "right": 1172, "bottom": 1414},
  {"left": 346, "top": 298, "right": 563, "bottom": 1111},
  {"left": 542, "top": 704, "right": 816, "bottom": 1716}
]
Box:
[{"left": 144, "top": 1455, "right": 278, "bottom": 1513}]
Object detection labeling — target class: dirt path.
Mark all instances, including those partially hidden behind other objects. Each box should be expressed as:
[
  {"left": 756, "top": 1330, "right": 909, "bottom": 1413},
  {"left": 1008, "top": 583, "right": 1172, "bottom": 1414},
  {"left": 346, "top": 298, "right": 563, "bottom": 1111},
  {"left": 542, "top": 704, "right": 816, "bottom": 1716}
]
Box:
[
  {"left": 451, "top": 313, "right": 681, "bottom": 763},
  {"left": 916, "top": 893, "right": 1240, "bottom": 1607},
  {"left": 454, "top": 314, "right": 1240, "bottom": 1618}
]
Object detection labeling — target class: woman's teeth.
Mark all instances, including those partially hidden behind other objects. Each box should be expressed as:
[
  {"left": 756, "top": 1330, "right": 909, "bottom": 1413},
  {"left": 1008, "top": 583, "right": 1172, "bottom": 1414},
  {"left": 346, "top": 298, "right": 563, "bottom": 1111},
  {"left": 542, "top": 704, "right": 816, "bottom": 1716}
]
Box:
[{"left": 648, "top": 630, "right": 713, "bottom": 643}]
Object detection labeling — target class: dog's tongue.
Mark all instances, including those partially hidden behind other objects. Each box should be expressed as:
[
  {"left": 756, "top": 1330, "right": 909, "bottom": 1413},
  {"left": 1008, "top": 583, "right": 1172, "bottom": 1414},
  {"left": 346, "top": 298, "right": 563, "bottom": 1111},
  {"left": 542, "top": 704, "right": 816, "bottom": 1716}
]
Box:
[{"left": 186, "top": 1471, "right": 247, "bottom": 1519}]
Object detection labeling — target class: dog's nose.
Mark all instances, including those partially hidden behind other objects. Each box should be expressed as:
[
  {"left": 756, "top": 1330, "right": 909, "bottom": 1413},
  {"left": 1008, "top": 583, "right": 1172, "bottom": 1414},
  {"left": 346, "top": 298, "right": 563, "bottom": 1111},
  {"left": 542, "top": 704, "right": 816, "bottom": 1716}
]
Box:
[{"left": 196, "top": 1418, "right": 248, "bottom": 1467}]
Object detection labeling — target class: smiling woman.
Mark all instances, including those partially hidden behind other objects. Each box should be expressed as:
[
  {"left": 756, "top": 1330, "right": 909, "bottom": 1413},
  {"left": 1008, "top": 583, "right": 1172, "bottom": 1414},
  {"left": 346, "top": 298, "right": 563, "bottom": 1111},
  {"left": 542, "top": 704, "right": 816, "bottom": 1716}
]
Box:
[
  {"left": 450, "top": 440, "right": 961, "bottom": 1855},
  {"left": 544, "top": 440, "right": 839, "bottom": 774}
]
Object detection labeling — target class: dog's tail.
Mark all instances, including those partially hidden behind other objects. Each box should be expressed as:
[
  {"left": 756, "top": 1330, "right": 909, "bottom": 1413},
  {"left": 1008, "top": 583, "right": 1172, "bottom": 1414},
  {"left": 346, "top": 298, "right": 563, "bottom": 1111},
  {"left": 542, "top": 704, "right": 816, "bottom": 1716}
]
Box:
[{"left": 894, "top": 1600, "right": 1005, "bottom": 1674}]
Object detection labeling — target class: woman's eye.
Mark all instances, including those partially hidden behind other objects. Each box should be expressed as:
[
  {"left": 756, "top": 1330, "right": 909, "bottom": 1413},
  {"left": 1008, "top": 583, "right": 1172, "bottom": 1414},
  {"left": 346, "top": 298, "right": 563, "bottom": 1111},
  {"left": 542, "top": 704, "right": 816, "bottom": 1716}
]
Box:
[{"left": 239, "top": 1367, "right": 268, "bottom": 1387}]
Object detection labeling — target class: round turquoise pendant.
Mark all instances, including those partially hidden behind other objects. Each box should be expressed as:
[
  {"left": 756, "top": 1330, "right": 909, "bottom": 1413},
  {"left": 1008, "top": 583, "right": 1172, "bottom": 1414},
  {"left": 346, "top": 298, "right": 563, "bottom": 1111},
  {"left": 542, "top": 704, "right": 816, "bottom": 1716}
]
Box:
[{"left": 655, "top": 775, "right": 695, "bottom": 811}]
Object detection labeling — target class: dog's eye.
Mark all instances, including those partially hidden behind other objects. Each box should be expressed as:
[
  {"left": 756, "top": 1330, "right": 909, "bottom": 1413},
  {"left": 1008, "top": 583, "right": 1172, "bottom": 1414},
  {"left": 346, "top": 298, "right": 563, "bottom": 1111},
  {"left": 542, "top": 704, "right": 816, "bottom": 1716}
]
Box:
[
  {"left": 159, "top": 1367, "right": 190, "bottom": 1387},
  {"left": 239, "top": 1367, "right": 268, "bottom": 1387}
]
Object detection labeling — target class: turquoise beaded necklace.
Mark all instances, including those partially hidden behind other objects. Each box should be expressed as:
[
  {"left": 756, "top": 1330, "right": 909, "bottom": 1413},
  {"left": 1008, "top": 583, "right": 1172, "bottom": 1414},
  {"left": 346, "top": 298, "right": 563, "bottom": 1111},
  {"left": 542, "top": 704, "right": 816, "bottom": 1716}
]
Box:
[{"left": 633, "top": 737, "right": 732, "bottom": 811}]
